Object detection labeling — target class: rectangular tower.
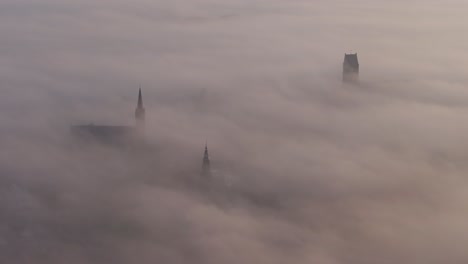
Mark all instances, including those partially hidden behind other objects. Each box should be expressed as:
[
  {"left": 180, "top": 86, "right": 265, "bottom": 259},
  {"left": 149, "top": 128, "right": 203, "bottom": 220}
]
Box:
[{"left": 343, "top": 53, "right": 359, "bottom": 83}]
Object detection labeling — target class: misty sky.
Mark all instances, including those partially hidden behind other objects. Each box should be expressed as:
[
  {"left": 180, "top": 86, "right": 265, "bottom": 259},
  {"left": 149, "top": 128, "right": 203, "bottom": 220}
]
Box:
[{"left": 2, "top": 0, "right": 468, "bottom": 263}]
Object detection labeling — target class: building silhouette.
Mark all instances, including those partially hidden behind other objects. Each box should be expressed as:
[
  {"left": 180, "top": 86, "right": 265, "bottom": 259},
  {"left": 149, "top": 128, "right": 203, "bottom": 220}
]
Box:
[
  {"left": 70, "top": 88, "right": 217, "bottom": 182},
  {"left": 343, "top": 53, "right": 359, "bottom": 83},
  {"left": 71, "top": 88, "right": 145, "bottom": 144},
  {"left": 135, "top": 87, "right": 145, "bottom": 130},
  {"left": 201, "top": 143, "right": 211, "bottom": 178}
]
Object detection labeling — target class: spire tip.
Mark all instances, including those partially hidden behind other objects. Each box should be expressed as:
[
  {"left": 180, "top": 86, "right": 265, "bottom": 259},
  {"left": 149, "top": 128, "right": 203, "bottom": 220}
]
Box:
[{"left": 137, "top": 86, "right": 143, "bottom": 108}]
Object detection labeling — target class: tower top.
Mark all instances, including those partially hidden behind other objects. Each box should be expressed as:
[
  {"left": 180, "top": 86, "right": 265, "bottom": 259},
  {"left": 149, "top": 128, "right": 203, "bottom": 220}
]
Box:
[
  {"left": 138, "top": 86, "right": 143, "bottom": 108},
  {"left": 204, "top": 143, "right": 209, "bottom": 162},
  {"left": 343, "top": 53, "right": 359, "bottom": 83},
  {"left": 344, "top": 53, "right": 359, "bottom": 68},
  {"left": 202, "top": 143, "right": 211, "bottom": 178},
  {"left": 135, "top": 87, "right": 146, "bottom": 128}
]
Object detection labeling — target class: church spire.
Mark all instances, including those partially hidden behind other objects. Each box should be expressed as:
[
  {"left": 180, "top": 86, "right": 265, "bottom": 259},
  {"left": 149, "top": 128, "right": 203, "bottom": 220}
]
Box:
[
  {"left": 135, "top": 86, "right": 145, "bottom": 129},
  {"left": 138, "top": 85, "right": 143, "bottom": 108},
  {"left": 202, "top": 143, "right": 211, "bottom": 178}
]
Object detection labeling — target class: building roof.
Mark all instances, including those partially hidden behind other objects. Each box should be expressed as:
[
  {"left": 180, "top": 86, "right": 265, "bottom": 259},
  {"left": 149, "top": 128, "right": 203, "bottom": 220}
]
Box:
[
  {"left": 344, "top": 53, "right": 359, "bottom": 68},
  {"left": 70, "top": 89, "right": 145, "bottom": 145},
  {"left": 71, "top": 124, "right": 136, "bottom": 143}
]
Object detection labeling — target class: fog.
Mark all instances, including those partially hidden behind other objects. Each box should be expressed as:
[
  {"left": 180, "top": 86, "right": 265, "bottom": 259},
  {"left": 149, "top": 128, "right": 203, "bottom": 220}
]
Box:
[{"left": 2, "top": 0, "right": 468, "bottom": 263}]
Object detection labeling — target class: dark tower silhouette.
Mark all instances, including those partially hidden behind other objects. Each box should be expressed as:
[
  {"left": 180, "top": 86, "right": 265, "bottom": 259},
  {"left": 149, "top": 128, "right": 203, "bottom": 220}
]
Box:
[
  {"left": 343, "top": 53, "right": 359, "bottom": 83},
  {"left": 135, "top": 87, "right": 145, "bottom": 130},
  {"left": 201, "top": 143, "right": 211, "bottom": 178},
  {"left": 71, "top": 88, "right": 147, "bottom": 145}
]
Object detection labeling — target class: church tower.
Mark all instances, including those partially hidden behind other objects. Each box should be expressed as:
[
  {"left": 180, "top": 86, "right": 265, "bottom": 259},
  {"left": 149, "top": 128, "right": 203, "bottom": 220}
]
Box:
[
  {"left": 343, "top": 53, "right": 359, "bottom": 83},
  {"left": 135, "top": 87, "right": 146, "bottom": 130},
  {"left": 201, "top": 143, "right": 211, "bottom": 178}
]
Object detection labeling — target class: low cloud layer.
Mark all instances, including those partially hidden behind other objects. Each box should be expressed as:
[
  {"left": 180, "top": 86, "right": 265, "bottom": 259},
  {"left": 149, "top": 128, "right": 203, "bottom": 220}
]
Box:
[{"left": 2, "top": 0, "right": 468, "bottom": 263}]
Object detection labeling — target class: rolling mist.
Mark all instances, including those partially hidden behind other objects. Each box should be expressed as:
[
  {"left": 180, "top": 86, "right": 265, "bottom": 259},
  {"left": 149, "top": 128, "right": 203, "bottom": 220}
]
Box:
[{"left": 2, "top": 0, "right": 468, "bottom": 263}]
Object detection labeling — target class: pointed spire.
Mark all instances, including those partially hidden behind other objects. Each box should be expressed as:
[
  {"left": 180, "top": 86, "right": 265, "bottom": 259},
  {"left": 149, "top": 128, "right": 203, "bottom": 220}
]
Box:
[
  {"left": 138, "top": 85, "right": 143, "bottom": 108},
  {"left": 202, "top": 142, "right": 211, "bottom": 178},
  {"left": 204, "top": 142, "right": 209, "bottom": 160},
  {"left": 135, "top": 86, "right": 146, "bottom": 129}
]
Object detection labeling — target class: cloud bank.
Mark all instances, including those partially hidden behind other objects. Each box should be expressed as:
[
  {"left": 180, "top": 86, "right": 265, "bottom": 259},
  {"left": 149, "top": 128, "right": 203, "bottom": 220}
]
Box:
[{"left": 2, "top": 0, "right": 468, "bottom": 263}]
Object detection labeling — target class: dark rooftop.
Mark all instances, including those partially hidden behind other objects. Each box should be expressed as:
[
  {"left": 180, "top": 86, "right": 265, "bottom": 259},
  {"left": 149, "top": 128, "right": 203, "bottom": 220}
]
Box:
[
  {"left": 71, "top": 125, "right": 136, "bottom": 143},
  {"left": 344, "top": 53, "right": 359, "bottom": 68}
]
